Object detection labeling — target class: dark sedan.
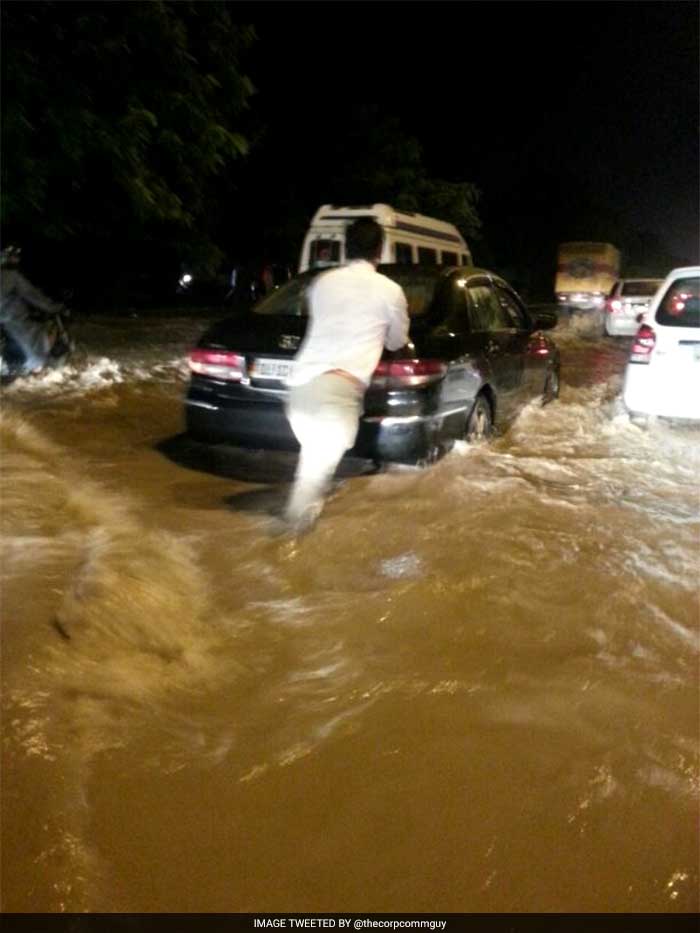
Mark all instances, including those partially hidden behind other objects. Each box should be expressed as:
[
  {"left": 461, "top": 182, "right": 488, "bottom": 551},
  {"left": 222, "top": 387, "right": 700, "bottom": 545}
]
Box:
[{"left": 184, "top": 265, "right": 560, "bottom": 465}]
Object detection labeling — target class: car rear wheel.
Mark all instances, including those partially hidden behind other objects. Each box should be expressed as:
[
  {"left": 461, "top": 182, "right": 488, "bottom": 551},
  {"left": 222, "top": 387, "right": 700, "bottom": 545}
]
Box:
[{"left": 465, "top": 394, "right": 492, "bottom": 442}]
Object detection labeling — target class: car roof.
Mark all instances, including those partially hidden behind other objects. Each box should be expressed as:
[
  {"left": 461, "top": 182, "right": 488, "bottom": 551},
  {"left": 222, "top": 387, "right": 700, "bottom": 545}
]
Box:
[
  {"left": 294, "top": 264, "right": 506, "bottom": 288},
  {"left": 378, "top": 263, "right": 502, "bottom": 283},
  {"left": 619, "top": 277, "right": 663, "bottom": 283},
  {"left": 379, "top": 263, "right": 488, "bottom": 275}
]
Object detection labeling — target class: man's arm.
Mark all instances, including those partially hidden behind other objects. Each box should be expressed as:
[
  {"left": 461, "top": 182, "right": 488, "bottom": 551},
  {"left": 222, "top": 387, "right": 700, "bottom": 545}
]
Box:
[
  {"left": 14, "top": 273, "right": 61, "bottom": 315},
  {"left": 384, "top": 286, "right": 410, "bottom": 351}
]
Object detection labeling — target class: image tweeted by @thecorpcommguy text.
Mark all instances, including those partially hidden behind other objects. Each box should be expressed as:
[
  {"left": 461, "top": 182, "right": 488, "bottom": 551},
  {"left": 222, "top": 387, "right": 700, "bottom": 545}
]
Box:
[{"left": 253, "top": 921, "right": 448, "bottom": 931}]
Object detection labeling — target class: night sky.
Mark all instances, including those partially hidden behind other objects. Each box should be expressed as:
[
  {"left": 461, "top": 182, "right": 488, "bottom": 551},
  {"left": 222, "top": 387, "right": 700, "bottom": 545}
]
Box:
[
  {"left": 245, "top": 1, "right": 698, "bottom": 269},
  {"left": 2, "top": 1, "right": 697, "bottom": 305}
]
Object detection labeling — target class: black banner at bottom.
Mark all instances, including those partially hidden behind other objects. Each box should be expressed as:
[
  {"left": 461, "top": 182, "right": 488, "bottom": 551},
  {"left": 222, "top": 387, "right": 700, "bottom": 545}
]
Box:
[{"left": 1, "top": 914, "right": 697, "bottom": 933}]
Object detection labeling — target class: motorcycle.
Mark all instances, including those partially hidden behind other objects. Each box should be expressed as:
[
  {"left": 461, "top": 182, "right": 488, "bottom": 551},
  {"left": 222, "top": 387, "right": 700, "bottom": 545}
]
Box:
[{"left": 0, "top": 307, "right": 75, "bottom": 385}]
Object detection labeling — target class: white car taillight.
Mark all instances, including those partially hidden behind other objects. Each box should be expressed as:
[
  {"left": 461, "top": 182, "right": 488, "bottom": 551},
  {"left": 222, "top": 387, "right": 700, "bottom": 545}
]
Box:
[{"left": 629, "top": 325, "right": 656, "bottom": 364}]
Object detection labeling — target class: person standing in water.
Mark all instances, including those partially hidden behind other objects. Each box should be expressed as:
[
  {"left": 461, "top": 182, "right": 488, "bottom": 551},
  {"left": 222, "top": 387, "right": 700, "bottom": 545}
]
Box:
[{"left": 284, "top": 218, "right": 410, "bottom": 533}]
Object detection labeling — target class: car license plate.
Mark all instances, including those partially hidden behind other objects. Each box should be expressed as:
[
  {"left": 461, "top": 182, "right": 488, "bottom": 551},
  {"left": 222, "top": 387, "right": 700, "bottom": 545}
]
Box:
[{"left": 250, "top": 357, "right": 292, "bottom": 380}]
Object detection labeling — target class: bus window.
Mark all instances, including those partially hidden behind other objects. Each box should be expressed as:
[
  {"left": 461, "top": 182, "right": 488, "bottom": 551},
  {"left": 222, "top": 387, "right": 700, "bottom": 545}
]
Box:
[
  {"left": 418, "top": 247, "right": 437, "bottom": 264},
  {"left": 441, "top": 250, "right": 458, "bottom": 265},
  {"left": 309, "top": 239, "right": 341, "bottom": 268},
  {"left": 461, "top": 253, "right": 470, "bottom": 265},
  {"left": 394, "top": 242, "right": 413, "bottom": 264}
]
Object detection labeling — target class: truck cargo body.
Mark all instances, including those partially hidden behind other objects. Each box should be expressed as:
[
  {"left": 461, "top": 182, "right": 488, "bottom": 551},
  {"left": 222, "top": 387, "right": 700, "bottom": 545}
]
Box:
[{"left": 555, "top": 242, "right": 620, "bottom": 310}]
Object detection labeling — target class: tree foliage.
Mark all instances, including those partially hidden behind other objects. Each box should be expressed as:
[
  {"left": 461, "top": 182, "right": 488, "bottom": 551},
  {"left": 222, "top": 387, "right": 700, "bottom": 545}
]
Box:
[
  {"left": 316, "top": 107, "right": 482, "bottom": 242},
  {"left": 1, "top": 8, "right": 484, "bottom": 302},
  {"left": 1, "top": 1, "right": 256, "bottom": 291}
]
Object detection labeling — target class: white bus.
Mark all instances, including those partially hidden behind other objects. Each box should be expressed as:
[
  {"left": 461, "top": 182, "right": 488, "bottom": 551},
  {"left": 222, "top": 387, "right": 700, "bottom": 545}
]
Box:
[{"left": 298, "top": 203, "right": 471, "bottom": 272}]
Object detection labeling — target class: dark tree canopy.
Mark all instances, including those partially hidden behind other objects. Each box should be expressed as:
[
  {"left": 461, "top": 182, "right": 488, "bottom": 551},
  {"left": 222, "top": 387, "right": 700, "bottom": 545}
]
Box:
[
  {"left": 1, "top": 1, "right": 256, "bottom": 298},
  {"left": 322, "top": 107, "right": 482, "bottom": 241},
  {"left": 1, "top": 6, "right": 486, "bottom": 305}
]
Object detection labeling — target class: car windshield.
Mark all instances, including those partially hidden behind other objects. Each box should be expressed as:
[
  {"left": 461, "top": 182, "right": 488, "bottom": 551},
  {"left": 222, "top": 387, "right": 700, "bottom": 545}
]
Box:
[
  {"left": 251, "top": 268, "right": 440, "bottom": 318},
  {"left": 655, "top": 276, "right": 700, "bottom": 328},
  {"left": 621, "top": 280, "right": 662, "bottom": 296},
  {"left": 252, "top": 271, "right": 321, "bottom": 316},
  {"left": 377, "top": 267, "right": 441, "bottom": 317}
]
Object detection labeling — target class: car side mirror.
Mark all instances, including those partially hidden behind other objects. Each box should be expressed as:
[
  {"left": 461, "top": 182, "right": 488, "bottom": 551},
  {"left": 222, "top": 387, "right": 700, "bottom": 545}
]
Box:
[
  {"left": 636, "top": 312, "right": 646, "bottom": 324},
  {"left": 531, "top": 309, "right": 557, "bottom": 331}
]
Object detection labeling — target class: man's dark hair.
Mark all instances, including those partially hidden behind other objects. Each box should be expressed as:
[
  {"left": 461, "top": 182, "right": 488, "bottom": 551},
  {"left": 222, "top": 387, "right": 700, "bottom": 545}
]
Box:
[{"left": 345, "top": 218, "right": 384, "bottom": 261}]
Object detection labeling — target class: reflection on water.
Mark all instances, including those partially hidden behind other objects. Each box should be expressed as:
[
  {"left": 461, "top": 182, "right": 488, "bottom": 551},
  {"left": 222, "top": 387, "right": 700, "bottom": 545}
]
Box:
[{"left": 1, "top": 317, "right": 698, "bottom": 912}]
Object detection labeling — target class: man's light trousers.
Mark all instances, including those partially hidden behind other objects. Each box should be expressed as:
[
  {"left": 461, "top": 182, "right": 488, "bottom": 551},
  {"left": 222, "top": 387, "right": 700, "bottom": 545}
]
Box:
[{"left": 285, "top": 372, "right": 364, "bottom": 529}]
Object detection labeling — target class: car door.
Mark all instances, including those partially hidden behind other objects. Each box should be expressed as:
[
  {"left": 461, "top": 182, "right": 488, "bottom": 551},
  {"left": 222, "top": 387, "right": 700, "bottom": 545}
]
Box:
[
  {"left": 493, "top": 282, "right": 546, "bottom": 400},
  {"left": 465, "top": 278, "right": 524, "bottom": 423},
  {"left": 425, "top": 273, "right": 484, "bottom": 420}
]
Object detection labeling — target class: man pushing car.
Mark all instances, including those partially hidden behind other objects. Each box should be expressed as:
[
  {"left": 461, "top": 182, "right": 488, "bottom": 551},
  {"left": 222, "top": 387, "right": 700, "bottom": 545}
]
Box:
[{"left": 284, "top": 218, "right": 410, "bottom": 534}]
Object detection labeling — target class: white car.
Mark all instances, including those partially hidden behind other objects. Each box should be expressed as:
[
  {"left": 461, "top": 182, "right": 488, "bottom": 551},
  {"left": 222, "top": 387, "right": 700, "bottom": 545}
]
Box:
[
  {"left": 623, "top": 266, "right": 700, "bottom": 421},
  {"left": 604, "top": 277, "right": 663, "bottom": 336}
]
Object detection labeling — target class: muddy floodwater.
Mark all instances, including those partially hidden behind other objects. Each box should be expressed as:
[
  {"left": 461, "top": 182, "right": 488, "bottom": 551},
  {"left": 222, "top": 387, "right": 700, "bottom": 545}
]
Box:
[{"left": 1, "top": 311, "right": 698, "bottom": 913}]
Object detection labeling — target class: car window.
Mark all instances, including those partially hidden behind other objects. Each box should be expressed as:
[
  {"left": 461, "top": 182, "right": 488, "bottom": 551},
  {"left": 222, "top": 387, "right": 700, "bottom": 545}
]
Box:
[
  {"left": 254, "top": 268, "right": 441, "bottom": 319},
  {"left": 495, "top": 285, "right": 529, "bottom": 330},
  {"left": 417, "top": 247, "right": 437, "bottom": 265},
  {"left": 394, "top": 242, "right": 413, "bottom": 264},
  {"left": 253, "top": 272, "right": 320, "bottom": 316},
  {"left": 402, "top": 279, "right": 440, "bottom": 317},
  {"left": 442, "top": 277, "right": 471, "bottom": 331},
  {"left": 467, "top": 283, "right": 511, "bottom": 331},
  {"left": 378, "top": 268, "right": 442, "bottom": 318},
  {"left": 621, "top": 280, "right": 662, "bottom": 297},
  {"left": 655, "top": 276, "right": 700, "bottom": 328}
]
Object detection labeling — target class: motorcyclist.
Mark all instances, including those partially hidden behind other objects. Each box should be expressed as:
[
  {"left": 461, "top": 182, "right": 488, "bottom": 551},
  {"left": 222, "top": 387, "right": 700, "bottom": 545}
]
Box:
[{"left": 0, "top": 245, "right": 63, "bottom": 374}]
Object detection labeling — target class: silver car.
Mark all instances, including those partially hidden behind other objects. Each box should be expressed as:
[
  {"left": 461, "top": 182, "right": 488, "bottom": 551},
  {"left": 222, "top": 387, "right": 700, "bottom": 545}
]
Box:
[{"left": 604, "top": 278, "right": 663, "bottom": 336}]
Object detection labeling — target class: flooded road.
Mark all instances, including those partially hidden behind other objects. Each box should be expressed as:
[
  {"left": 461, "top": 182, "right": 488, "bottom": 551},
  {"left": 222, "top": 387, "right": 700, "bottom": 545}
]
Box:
[{"left": 1, "top": 311, "right": 698, "bottom": 913}]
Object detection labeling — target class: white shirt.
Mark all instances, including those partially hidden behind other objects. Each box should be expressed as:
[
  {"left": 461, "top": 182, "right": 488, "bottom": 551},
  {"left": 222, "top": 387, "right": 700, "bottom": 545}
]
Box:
[{"left": 286, "top": 260, "right": 410, "bottom": 388}]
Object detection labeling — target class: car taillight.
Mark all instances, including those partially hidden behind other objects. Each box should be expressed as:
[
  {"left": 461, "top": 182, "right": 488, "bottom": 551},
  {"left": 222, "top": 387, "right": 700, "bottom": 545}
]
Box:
[
  {"left": 629, "top": 324, "right": 656, "bottom": 364},
  {"left": 370, "top": 359, "right": 447, "bottom": 388},
  {"left": 528, "top": 335, "right": 550, "bottom": 357},
  {"left": 189, "top": 348, "right": 245, "bottom": 380},
  {"left": 607, "top": 298, "right": 623, "bottom": 313}
]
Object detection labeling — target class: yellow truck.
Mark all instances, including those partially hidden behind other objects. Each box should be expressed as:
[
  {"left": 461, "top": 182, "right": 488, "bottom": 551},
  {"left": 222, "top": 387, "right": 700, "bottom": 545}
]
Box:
[{"left": 555, "top": 242, "right": 620, "bottom": 310}]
